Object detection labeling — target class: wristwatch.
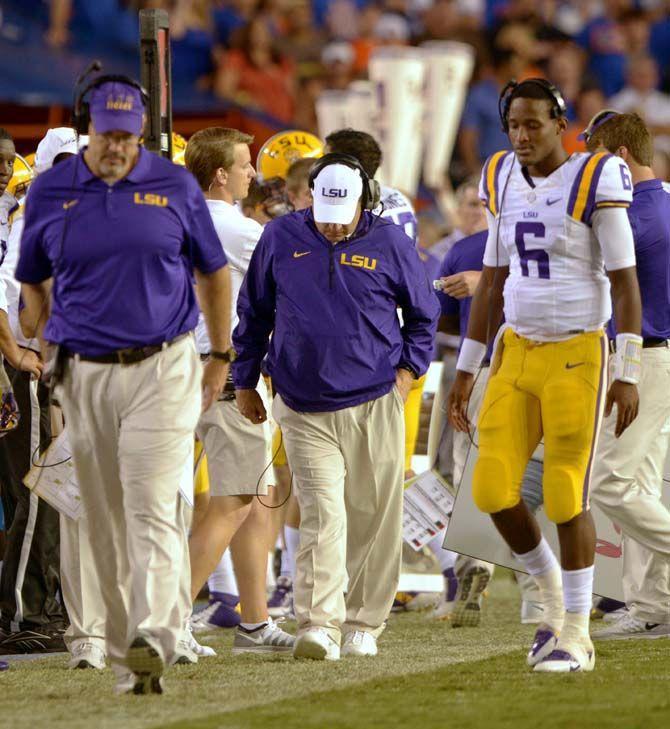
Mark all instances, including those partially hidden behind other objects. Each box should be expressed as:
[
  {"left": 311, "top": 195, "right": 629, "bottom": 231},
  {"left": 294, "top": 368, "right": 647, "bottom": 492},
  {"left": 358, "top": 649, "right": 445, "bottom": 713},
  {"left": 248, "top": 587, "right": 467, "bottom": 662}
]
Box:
[
  {"left": 398, "top": 364, "right": 418, "bottom": 380},
  {"left": 210, "top": 347, "right": 237, "bottom": 363}
]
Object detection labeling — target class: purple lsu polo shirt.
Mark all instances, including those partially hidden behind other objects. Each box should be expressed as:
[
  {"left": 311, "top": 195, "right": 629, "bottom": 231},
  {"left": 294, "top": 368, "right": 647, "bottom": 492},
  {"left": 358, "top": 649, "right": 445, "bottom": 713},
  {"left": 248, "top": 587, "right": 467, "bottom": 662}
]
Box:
[{"left": 15, "top": 147, "right": 227, "bottom": 356}]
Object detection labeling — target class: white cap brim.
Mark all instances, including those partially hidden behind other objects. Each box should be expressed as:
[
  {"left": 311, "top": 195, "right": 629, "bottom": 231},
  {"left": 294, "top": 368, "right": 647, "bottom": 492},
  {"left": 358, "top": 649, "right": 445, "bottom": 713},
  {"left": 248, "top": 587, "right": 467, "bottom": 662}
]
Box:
[{"left": 312, "top": 197, "right": 359, "bottom": 224}]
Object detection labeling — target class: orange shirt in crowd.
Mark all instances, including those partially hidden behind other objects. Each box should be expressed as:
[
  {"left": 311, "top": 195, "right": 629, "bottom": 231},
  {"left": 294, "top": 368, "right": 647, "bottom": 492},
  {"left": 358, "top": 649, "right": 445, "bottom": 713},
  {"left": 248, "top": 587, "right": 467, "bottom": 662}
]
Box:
[{"left": 225, "top": 50, "right": 296, "bottom": 123}]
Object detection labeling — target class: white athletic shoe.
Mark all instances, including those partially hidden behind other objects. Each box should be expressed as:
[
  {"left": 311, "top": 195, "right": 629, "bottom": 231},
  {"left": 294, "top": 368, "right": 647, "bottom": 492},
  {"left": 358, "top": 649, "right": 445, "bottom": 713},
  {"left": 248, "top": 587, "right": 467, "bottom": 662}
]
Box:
[
  {"left": 432, "top": 600, "right": 455, "bottom": 621},
  {"left": 232, "top": 617, "right": 295, "bottom": 655},
  {"left": 175, "top": 623, "right": 216, "bottom": 662},
  {"left": 521, "top": 600, "right": 545, "bottom": 625},
  {"left": 341, "top": 630, "right": 378, "bottom": 657},
  {"left": 68, "top": 642, "right": 106, "bottom": 670},
  {"left": 592, "top": 613, "right": 670, "bottom": 641},
  {"left": 533, "top": 636, "right": 595, "bottom": 673},
  {"left": 526, "top": 624, "right": 559, "bottom": 667},
  {"left": 126, "top": 634, "right": 165, "bottom": 694},
  {"left": 451, "top": 566, "right": 491, "bottom": 628},
  {"left": 293, "top": 628, "right": 340, "bottom": 661},
  {"left": 113, "top": 672, "right": 137, "bottom": 696},
  {"left": 603, "top": 607, "right": 628, "bottom": 624},
  {"left": 172, "top": 632, "right": 199, "bottom": 665}
]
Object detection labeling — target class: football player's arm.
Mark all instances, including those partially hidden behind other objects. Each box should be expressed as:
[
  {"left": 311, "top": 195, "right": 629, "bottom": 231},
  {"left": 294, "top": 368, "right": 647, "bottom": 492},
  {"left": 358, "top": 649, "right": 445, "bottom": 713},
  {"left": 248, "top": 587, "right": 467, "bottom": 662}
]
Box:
[
  {"left": 595, "top": 206, "right": 642, "bottom": 437},
  {"left": 447, "top": 209, "right": 508, "bottom": 432}
]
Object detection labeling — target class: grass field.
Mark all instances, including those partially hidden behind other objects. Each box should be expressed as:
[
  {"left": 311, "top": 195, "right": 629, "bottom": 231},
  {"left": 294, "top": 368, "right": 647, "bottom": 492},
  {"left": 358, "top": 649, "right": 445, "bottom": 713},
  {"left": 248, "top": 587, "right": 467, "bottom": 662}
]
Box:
[{"left": 2, "top": 577, "right": 669, "bottom": 729}]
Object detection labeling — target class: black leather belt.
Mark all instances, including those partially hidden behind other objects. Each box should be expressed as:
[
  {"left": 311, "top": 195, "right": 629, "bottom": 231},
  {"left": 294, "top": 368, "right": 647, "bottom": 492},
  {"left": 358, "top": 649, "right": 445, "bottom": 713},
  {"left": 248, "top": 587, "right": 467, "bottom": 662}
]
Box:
[
  {"left": 65, "top": 333, "right": 189, "bottom": 365},
  {"left": 609, "top": 337, "right": 669, "bottom": 353}
]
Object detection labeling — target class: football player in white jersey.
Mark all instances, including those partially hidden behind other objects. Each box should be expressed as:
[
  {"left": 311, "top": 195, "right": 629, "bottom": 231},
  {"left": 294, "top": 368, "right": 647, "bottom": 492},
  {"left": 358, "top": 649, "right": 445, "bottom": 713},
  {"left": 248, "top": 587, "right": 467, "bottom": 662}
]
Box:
[
  {"left": 448, "top": 79, "right": 643, "bottom": 673},
  {"left": 323, "top": 128, "right": 417, "bottom": 242}
]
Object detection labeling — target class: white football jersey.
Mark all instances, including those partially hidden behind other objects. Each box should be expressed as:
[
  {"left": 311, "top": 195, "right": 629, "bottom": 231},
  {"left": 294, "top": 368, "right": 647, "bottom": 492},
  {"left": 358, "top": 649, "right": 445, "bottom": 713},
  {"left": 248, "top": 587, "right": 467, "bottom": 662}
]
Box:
[
  {"left": 480, "top": 150, "right": 635, "bottom": 341},
  {"left": 376, "top": 185, "right": 417, "bottom": 242}
]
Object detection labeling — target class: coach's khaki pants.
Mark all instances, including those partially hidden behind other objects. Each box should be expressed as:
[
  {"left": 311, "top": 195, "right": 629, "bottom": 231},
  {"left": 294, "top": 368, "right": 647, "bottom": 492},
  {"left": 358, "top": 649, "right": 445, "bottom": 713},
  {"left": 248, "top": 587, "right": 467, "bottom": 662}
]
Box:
[
  {"left": 60, "top": 513, "right": 106, "bottom": 654},
  {"left": 58, "top": 335, "right": 201, "bottom": 668},
  {"left": 591, "top": 347, "right": 670, "bottom": 622},
  {"left": 273, "top": 389, "right": 404, "bottom": 642}
]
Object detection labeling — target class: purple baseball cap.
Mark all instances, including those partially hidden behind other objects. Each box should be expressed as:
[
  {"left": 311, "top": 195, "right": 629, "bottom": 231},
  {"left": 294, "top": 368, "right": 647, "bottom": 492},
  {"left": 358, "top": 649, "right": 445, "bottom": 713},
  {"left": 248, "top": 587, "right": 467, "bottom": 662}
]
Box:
[{"left": 88, "top": 81, "right": 144, "bottom": 135}]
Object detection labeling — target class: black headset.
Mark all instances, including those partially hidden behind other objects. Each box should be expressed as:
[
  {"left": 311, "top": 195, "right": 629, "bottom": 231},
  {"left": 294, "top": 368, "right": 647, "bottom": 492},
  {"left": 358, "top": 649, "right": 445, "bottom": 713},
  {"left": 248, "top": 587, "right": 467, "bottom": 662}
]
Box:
[
  {"left": 72, "top": 73, "right": 149, "bottom": 136},
  {"left": 498, "top": 78, "right": 568, "bottom": 133},
  {"left": 308, "top": 152, "right": 381, "bottom": 211}
]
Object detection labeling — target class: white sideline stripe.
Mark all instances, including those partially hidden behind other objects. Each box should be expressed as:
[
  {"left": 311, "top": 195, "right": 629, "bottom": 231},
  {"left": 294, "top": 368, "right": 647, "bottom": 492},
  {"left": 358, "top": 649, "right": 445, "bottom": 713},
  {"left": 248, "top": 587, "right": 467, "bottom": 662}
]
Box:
[{"left": 12, "top": 379, "right": 41, "bottom": 630}]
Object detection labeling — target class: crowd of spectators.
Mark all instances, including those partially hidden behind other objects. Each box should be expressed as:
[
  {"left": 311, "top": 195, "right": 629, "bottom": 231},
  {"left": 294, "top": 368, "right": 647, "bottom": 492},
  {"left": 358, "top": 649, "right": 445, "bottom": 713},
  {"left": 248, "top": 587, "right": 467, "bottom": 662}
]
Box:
[{"left": 34, "top": 0, "right": 670, "bottom": 179}]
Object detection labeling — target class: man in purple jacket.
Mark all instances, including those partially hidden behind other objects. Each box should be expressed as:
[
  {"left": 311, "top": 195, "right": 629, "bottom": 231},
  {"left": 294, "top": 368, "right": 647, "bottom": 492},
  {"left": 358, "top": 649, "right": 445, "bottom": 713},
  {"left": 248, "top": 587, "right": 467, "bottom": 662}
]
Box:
[{"left": 233, "top": 154, "right": 439, "bottom": 661}]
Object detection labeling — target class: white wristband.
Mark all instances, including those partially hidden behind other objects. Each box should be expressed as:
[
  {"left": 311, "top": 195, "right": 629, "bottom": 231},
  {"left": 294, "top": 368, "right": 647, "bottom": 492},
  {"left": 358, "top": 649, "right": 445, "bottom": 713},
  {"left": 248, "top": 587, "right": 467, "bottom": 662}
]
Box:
[
  {"left": 456, "top": 338, "right": 487, "bottom": 374},
  {"left": 614, "top": 333, "right": 642, "bottom": 384}
]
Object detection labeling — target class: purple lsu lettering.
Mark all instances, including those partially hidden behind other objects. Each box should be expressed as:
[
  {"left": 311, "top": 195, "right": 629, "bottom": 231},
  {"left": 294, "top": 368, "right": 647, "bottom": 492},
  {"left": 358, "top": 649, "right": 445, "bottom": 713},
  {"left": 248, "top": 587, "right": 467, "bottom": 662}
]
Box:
[
  {"left": 133, "top": 192, "right": 168, "bottom": 207},
  {"left": 340, "top": 253, "right": 377, "bottom": 271},
  {"left": 322, "top": 187, "right": 348, "bottom": 198}
]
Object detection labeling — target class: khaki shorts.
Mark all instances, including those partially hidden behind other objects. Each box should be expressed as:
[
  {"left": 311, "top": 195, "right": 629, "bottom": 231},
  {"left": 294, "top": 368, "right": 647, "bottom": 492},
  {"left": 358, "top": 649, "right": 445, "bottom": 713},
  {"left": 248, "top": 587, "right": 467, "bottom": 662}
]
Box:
[{"left": 197, "top": 393, "right": 272, "bottom": 497}]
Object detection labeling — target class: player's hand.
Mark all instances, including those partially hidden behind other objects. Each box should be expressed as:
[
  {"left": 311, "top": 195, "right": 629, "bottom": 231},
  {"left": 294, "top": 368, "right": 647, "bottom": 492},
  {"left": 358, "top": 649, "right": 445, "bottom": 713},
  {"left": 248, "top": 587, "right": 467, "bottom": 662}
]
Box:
[
  {"left": 7, "top": 347, "right": 43, "bottom": 380},
  {"left": 395, "top": 368, "right": 414, "bottom": 403},
  {"left": 447, "top": 370, "right": 475, "bottom": 432},
  {"left": 236, "top": 388, "right": 267, "bottom": 424},
  {"left": 439, "top": 271, "right": 482, "bottom": 300},
  {"left": 605, "top": 380, "right": 639, "bottom": 438},
  {"left": 201, "top": 359, "right": 229, "bottom": 412}
]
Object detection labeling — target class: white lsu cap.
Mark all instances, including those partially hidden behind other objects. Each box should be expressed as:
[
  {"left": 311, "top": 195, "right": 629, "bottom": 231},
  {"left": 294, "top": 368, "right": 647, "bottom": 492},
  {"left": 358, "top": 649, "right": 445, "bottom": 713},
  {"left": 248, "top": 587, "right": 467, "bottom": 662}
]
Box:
[
  {"left": 312, "top": 164, "right": 363, "bottom": 225},
  {"left": 34, "top": 127, "right": 79, "bottom": 174}
]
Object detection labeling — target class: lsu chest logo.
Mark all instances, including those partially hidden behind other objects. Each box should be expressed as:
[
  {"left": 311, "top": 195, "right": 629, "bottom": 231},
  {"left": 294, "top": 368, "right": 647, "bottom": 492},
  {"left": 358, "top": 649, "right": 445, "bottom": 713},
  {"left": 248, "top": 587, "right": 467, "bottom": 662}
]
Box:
[
  {"left": 340, "top": 253, "right": 377, "bottom": 271},
  {"left": 134, "top": 192, "right": 168, "bottom": 207}
]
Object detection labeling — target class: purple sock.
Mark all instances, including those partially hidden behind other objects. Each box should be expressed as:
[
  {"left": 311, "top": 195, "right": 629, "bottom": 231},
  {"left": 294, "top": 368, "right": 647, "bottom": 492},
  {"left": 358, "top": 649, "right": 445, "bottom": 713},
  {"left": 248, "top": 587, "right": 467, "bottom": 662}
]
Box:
[
  {"left": 443, "top": 567, "right": 458, "bottom": 602},
  {"left": 210, "top": 591, "right": 239, "bottom": 607}
]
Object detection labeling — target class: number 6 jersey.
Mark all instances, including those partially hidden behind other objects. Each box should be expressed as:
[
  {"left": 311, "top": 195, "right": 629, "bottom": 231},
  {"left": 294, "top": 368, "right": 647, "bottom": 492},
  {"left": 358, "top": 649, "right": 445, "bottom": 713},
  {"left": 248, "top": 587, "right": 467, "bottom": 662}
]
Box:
[{"left": 479, "top": 151, "right": 635, "bottom": 341}]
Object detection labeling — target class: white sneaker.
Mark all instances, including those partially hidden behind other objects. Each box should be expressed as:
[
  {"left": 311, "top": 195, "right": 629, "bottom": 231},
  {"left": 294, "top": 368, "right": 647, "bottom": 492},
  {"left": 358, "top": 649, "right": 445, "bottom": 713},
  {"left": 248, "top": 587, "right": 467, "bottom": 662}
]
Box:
[
  {"left": 341, "top": 630, "right": 378, "bottom": 657},
  {"left": 181, "top": 623, "right": 216, "bottom": 659},
  {"left": 451, "top": 566, "right": 491, "bottom": 628},
  {"left": 172, "top": 633, "right": 199, "bottom": 665},
  {"left": 432, "top": 600, "right": 455, "bottom": 621},
  {"left": 293, "top": 628, "right": 340, "bottom": 661},
  {"left": 592, "top": 613, "right": 670, "bottom": 641},
  {"left": 521, "top": 600, "right": 545, "bottom": 625},
  {"left": 68, "top": 642, "right": 106, "bottom": 670},
  {"left": 232, "top": 617, "right": 295, "bottom": 655},
  {"left": 113, "top": 671, "right": 137, "bottom": 695},
  {"left": 603, "top": 607, "right": 628, "bottom": 623},
  {"left": 534, "top": 636, "right": 595, "bottom": 673},
  {"left": 526, "top": 624, "right": 559, "bottom": 667}
]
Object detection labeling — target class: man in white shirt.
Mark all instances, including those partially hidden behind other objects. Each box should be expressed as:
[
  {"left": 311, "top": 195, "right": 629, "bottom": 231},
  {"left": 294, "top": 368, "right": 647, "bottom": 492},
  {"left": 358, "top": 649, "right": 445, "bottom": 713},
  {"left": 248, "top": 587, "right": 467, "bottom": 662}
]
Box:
[{"left": 184, "top": 127, "right": 294, "bottom": 654}]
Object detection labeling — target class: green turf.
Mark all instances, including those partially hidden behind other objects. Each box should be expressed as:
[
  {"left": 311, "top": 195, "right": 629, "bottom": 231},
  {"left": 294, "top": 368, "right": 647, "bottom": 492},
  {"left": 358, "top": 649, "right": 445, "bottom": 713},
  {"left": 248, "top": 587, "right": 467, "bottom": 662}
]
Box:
[{"left": 1, "top": 578, "right": 667, "bottom": 729}]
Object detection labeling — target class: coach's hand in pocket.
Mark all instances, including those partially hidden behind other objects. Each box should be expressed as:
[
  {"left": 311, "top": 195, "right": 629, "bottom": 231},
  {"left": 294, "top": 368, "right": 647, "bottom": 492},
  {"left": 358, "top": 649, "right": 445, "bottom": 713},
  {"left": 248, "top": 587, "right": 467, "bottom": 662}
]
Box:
[
  {"left": 236, "top": 388, "right": 267, "bottom": 423},
  {"left": 395, "top": 368, "right": 414, "bottom": 403}
]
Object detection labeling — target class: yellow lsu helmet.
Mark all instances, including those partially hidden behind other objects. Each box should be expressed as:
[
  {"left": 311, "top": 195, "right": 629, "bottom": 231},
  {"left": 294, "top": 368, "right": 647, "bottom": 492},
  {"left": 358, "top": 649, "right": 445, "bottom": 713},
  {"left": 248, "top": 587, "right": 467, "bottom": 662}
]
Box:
[
  {"left": 257, "top": 130, "right": 323, "bottom": 181},
  {"left": 172, "top": 132, "right": 187, "bottom": 166},
  {"left": 6, "top": 154, "right": 34, "bottom": 200}
]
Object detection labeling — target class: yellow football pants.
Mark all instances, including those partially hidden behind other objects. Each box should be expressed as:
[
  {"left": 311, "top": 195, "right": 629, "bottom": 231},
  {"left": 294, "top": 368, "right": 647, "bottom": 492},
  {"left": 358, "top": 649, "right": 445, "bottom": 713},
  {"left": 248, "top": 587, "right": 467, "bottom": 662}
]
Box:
[
  {"left": 404, "top": 375, "right": 426, "bottom": 471},
  {"left": 194, "top": 439, "right": 210, "bottom": 496},
  {"left": 473, "top": 328, "right": 607, "bottom": 524}
]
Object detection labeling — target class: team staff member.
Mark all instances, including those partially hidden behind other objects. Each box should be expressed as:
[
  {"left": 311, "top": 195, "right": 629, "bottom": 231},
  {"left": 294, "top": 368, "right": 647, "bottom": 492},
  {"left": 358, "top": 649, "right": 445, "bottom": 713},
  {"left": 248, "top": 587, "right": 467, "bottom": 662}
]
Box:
[
  {"left": 185, "top": 126, "right": 293, "bottom": 654},
  {"left": 585, "top": 113, "right": 670, "bottom": 640},
  {"left": 234, "top": 155, "right": 439, "bottom": 661},
  {"left": 16, "top": 80, "right": 232, "bottom": 695},
  {"left": 0, "top": 129, "right": 79, "bottom": 657}
]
